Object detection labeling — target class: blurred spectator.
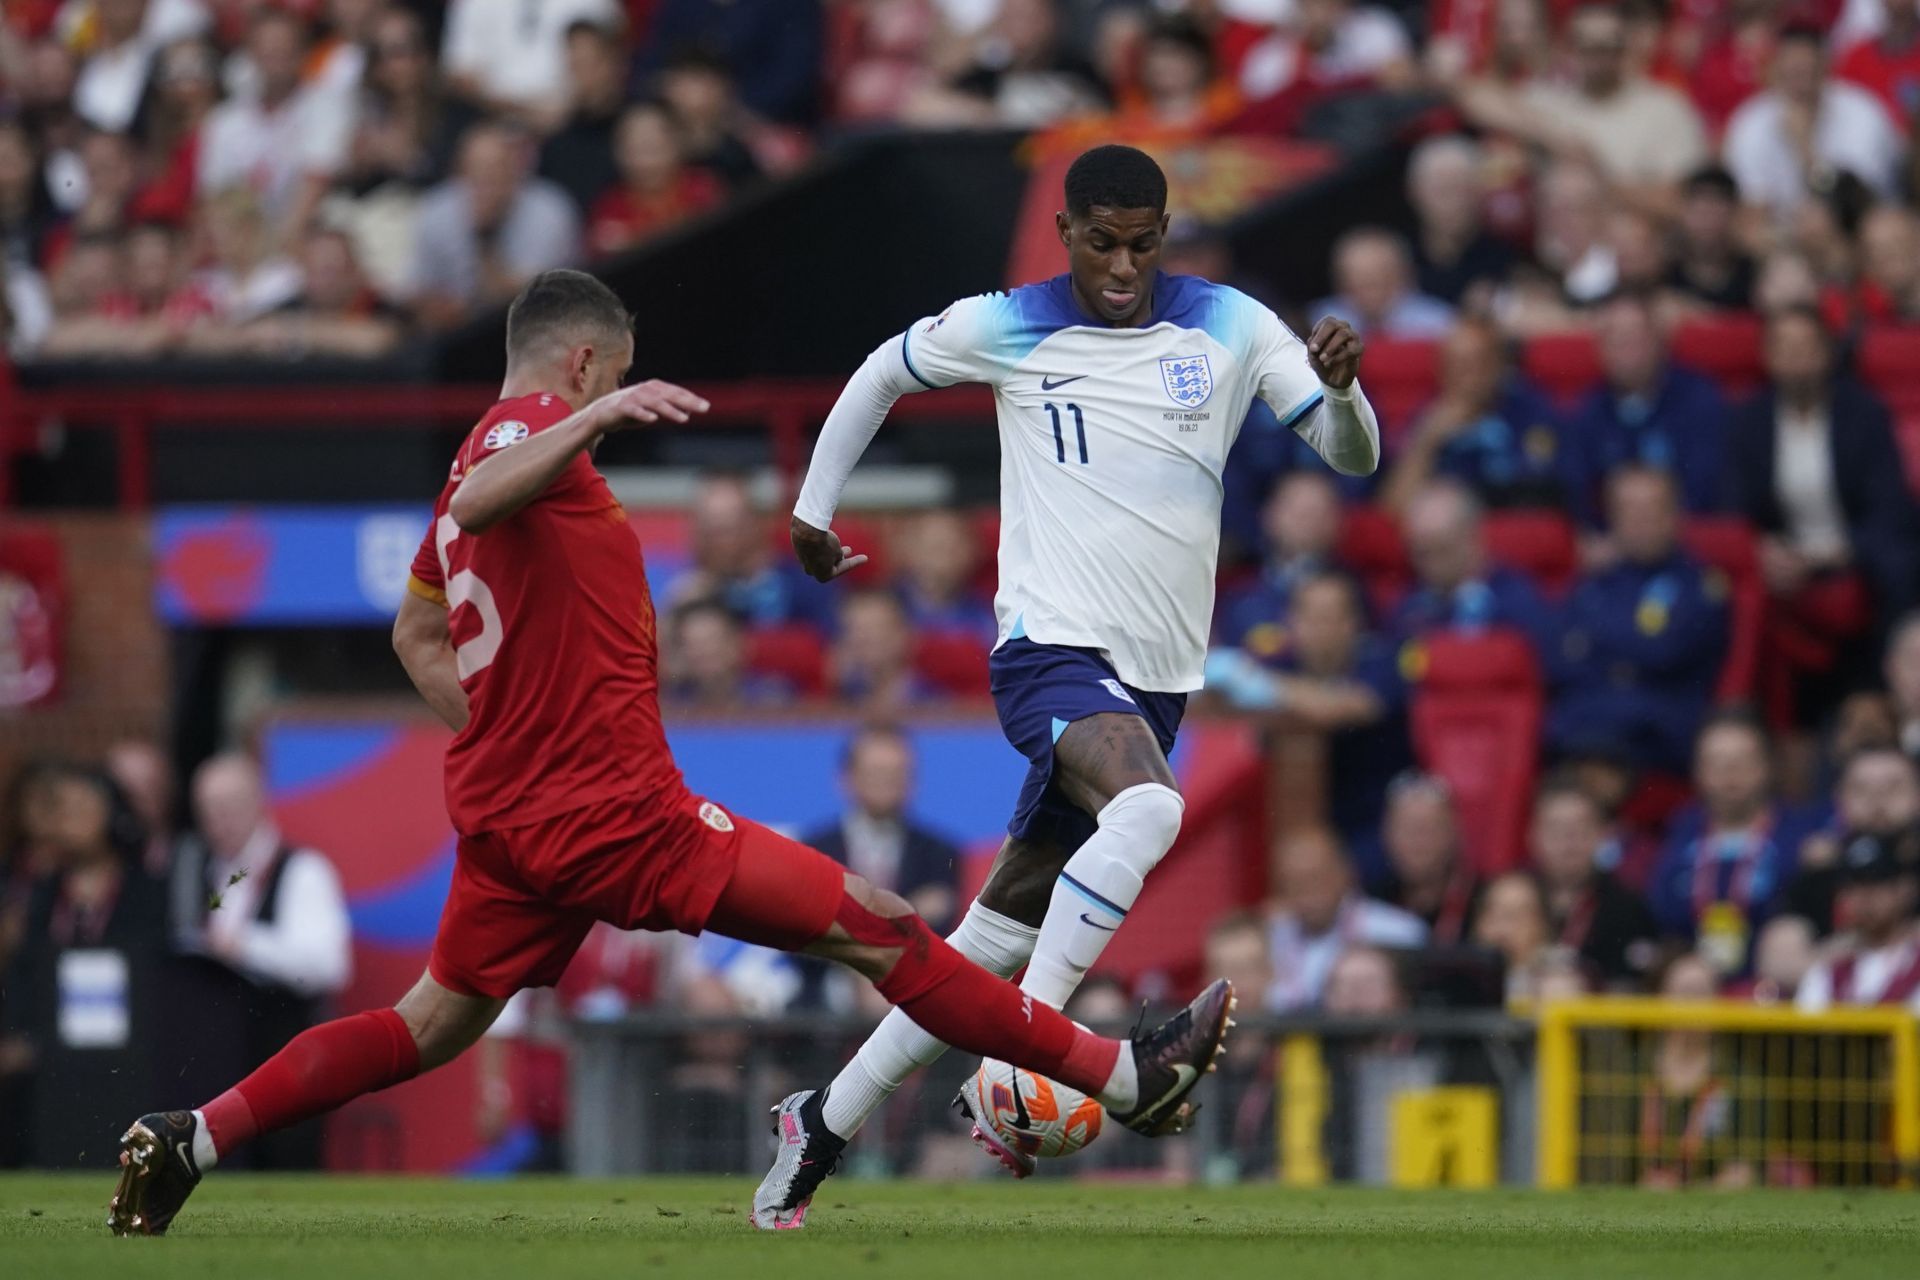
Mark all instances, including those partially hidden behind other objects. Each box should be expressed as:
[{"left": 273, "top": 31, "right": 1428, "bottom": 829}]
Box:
[
  {"left": 663, "top": 599, "right": 794, "bottom": 710},
  {"left": 73, "top": 0, "right": 209, "bottom": 133},
  {"left": 1606, "top": 207, "right": 1673, "bottom": 297},
  {"left": 1796, "top": 827, "right": 1920, "bottom": 1012},
  {"left": 103, "top": 737, "right": 176, "bottom": 877},
  {"left": 442, "top": 0, "right": 624, "bottom": 132},
  {"left": 197, "top": 9, "right": 348, "bottom": 238},
  {"left": 1322, "top": 943, "right": 1409, "bottom": 1018},
  {"left": 831, "top": 589, "right": 935, "bottom": 712},
  {"left": 1471, "top": 870, "right": 1559, "bottom": 1002},
  {"left": 1232, "top": 0, "right": 1417, "bottom": 129},
  {"left": 1205, "top": 909, "right": 1275, "bottom": 1019},
  {"left": 175, "top": 753, "right": 350, "bottom": 1000},
  {"left": 1216, "top": 471, "right": 1343, "bottom": 655},
  {"left": 830, "top": 0, "right": 941, "bottom": 124},
  {"left": 408, "top": 122, "right": 581, "bottom": 330},
  {"left": 1405, "top": 134, "right": 1513, "bottom": 310},
  {"left": 38, "top": 229, "right": 136, "bottom": 357},
  {"left": 346, "top": 7, "right": 480, "bottom": 194},
  {"left": 1264, "top": 827, "right": 1426, "bottom": 1011},
  {"left": 664, "top": 472, "right": 831, "bottom": 626},
  {"left": 0, "top": 119, "right": 58, "bottom": 268},
  {"left": 1890, "top": 612, "right": 1920, "bottom": 760},
  {"left": 1822, "top": 202, "right": 1920, "bottom": 331},
  {"left": 655, "top": 972, "right": 751, "bottom": 1167},
  {"left": 1549, "top": 466, "right": 1731, "bottom": 773},
  {"left": 1520, "top": 158, "right": 1616, "bottom": 319},
  {"left": 0, "top": 765, "right": 170, "bottom": 1167},
  {"left": 1091, "top": 13, "right": 1239, "bottom": 138},
  {"left": 803, "top": 725, "right": 958, "bottom": 932},
  {"left": 1668, "top": 166, "right": 1756, "bottom": 312},
  {"left": 1724, "top": 25, "right": 1903, "bottom": 222},
  {"left": 1567, "top": 289, "right": 1729, "bottom": 524},
  {"left": 1457, "top": 3, "right": 1707, "bottom": 212},
  {"left": 1787, "top": 745, "right": 1920, "bottom": 932},
  {"left": 1207, "top": 572, "right": 1414, "bottom": 859},
  {"left": 642, "top": 0, "right": 824, "bottom": 126},
  {"left": 1651, "top": 711, "right": 1815, "bottom": 976},
  {"left": 45, "top": 127, "right": 139, "bottom": 265},
  {"left": 538, "top": 20, "right": 633, "bottom": 213},
  {"left": 902, "top": 0, "right": 1103, "bottom": 129},
  {"left": 586, "top": 100, "right": 723, "bottom": 259},
  {"left": 1727, "top": 306, "right": 1919, "bottom": 705},
  {"left": 187, "top": 187, "right": 302, "bottom": 327},
  {"left": 1528, "top": 774, "right": 1659, "bottom": 988},
  {"left": 0, "top": 253, "right": 52, "bottom": 355},
  {"left": 20, "top": 39, "right": 85, "bottom": 215},
  {"left": 893, "top": 508, "right": 995, "bottom": 644},
  {"left": 1746, "top": 913, "right": 1817, "bottom": 1003},
  {"left": 1374, "top": 773, "right": 1479, "bottom": 945},
  {"left": 1390, "top": 479, "right": 1556, "bottom": 652},
  {"left": 654, "top": 48, "right": 765, "bottom": 187},
  {"left": 1754, "top": 246, "right": 1823, "bottom": 314},
  {"left": 1379, "top": 316, "right": 1570, "bottom": 513},
  {"left": 239, "top": 226, "right": 403, "bottom": 359},
  {"left": 1834, "top": 0, "right": 1920, "bottom": 131},
  {"left": 131, "top": 36, "right": 220, "bottom": 226},
  {"left": 1311, "top": 227, "right": 1453, "bottom": 340},
  {"left": 1637, "top": 952, "right": 1754, "bottom": 1189}
]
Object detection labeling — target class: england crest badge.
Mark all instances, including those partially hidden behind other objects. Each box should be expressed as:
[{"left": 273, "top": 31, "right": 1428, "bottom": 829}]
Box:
[{"left": 1160, "top": 354, "right": 1212, "bottom": 408}]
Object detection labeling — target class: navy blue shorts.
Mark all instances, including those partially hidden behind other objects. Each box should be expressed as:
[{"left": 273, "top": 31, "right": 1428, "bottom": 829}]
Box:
[{"left": 989, "top": 638, "right": 1187, "bottom": 851}]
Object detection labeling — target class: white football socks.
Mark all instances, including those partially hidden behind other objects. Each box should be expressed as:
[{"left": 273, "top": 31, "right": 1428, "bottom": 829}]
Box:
[
  {"left": 1094, "top": 1042, "right": 1141, "bottom": 1112},
  {"left": 190, "top": 1109, "right": 218, "bottom": 1171},
  {"left": 819, "top": 901, "right": 1038, "bottom": 1139},
  {"left": 1018, "top": 783, "right": 1183, "bottom": 1008}
]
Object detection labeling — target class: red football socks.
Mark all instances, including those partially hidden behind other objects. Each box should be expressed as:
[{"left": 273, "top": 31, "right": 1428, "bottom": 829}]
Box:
[
  {"left": 200, "top": 1008, "right": 421, "bottom": 1158},
  {"left": 842, "top": 896, "right": 1122, "bottom": 1097}
]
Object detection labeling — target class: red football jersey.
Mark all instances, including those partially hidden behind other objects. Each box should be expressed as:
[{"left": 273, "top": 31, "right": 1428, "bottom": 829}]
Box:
[{"left": 408, "top": 393, "right": 689, "bottom": 836}]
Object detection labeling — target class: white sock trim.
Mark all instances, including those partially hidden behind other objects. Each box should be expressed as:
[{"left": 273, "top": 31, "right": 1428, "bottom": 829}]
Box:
[{"left": 190, "top": 1109, "right": 218, "bottom": 1171}]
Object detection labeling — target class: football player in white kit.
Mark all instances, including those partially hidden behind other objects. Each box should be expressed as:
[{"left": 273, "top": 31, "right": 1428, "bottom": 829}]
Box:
[{"left": 753, "top": 145, "right": 1379, "bottom": 1228}]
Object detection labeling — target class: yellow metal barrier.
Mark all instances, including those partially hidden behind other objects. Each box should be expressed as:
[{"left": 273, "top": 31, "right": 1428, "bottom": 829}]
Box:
[{"left": 1535, "top": 999, "right": 1920, "bottom": 1189}]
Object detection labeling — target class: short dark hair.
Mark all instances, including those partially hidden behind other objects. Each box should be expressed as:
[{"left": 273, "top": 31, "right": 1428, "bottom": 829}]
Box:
[
  {"left": 505, "top": 269, "right": 631, "bottom": 362},
  {"left": 841, "top": 723, "right": 911, "bottom": 773},
  {"left": 1682, "top": 165, "right": 1739, "bottom": 202},
  {"left": 1064, "top": 145, "right": 1167, "bottom": 218},
  {"left": 1533, "top": 770, "right": 1605, "bottom": 821},
  {"left": 1698, "top": 705, "right": 1771, "bottom": 753}
]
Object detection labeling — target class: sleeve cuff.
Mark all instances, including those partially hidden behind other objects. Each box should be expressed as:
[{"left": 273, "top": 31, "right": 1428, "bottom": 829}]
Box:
[
  {"left": 1321, "top": 378, "right": 1361, "bottom": 402},
  {"left": 407, "top": 575, "right": 448, "bottom": 607}
]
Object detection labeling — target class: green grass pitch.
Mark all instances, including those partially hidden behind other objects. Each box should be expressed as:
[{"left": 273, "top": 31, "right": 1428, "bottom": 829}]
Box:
[{"left": 2, "top": 1175, "right": 1915, "bottom": 1280}]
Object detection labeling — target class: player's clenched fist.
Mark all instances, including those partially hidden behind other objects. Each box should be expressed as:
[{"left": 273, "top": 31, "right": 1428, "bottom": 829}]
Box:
[
  {"left": 791, "top": 517, "right": 869, "bottom": 583},
  {"left": 597, "top": 379, "right": 711, "bottom": 428},
  {"left": 1305, "top": 317, "right": 1363, "bottom": 389}
]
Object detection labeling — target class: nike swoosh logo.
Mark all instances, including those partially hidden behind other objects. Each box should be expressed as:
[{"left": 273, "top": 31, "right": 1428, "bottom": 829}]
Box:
[
  {"left": 1040, "top": 375, "right": 1088, "bottom": 390},
  {"left": 1010, "top": 1064, "right": 1032, "bottom": 1130},
  {"left": 1144, "top": 1064, "right": 1199, "bottom": 1118},
  {"left": 1079, "top": 913, "right": 1118, "bottom": 932}
]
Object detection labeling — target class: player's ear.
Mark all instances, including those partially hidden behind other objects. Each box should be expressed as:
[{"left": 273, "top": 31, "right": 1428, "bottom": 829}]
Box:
[
  {"left": 570, "top": 344, "right": 593, "bottom": 392},
  {"left": 1055, "top": 210, "right": 1072, "bottom": 249}
]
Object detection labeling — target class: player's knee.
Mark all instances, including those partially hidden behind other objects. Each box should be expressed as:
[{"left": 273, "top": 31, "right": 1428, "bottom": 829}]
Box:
[
  {"left": 1098, "top": 781, "right": 1185, "bottom": 857},
  {"left": 395, "top": 973, "right": 503, "bottom": 1071}
]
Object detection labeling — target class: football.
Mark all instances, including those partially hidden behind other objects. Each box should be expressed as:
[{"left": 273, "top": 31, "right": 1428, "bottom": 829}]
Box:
[{"left": 971, "top": 1058, "right": 1106, "bottom": 1159}]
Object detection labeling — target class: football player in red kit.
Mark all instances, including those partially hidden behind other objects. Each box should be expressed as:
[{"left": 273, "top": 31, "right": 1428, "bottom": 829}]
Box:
[{"left": 109, "top": 270, "right": 1232, "bottom": 1235}]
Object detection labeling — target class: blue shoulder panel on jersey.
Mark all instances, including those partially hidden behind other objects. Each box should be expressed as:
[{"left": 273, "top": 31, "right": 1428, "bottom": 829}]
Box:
[{"left": 1275, "top": 388, "right": 1326, "bottom": 431}]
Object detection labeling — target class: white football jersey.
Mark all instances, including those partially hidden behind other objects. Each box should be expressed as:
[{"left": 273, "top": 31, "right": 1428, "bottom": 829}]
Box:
[{"left": 900, "top": 273, "right": 1349, "bottom": 692}]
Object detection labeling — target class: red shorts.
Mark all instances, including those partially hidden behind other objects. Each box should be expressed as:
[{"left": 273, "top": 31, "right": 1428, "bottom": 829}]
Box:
[{"left": 429, "top": 791, "right": 845, "bottom": 999}]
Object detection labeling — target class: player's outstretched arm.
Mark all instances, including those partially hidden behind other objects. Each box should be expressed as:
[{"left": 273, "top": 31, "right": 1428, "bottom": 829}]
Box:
[
  {"left": 393, "top": 589, "right": 470, "bottom": 732},
  {"left": 1298, "top": 317, "right": 1381, "bottom": 477},
  {"left": 448, "top": 381, "right": 710, "bottom": 533},
  {"left": 790, "top": 334, "right": 930, "bottom": 582}
]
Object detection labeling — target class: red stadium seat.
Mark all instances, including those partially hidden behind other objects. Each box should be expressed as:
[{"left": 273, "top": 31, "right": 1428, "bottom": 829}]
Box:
[
  {"left": 1522, "top": 332, "right": 1602, "bottom": 406},
  {"left": 745, "top": 622, "right": 827, "bottom": 695},
  {"left": 1670, "top": 314, "right": 1765, "bottom": 397},
  {"left": 1336, "top": 505, "right": 1410, "bottom": 617},
  {"left": 1858, "top": 327, "right": 1920, "bottom": 414},
  {"left": 968, "top": 509, "right": 1001, "bottom": 598},
  {"left": 1483, "top": 510, "right": 1577, "bottom": 597},
  {"left": 1350, "top": 337, "right": 1439, "bottom": 443},
  {"left": 913, "top": 631, "right": 990, "bottom": 697},
  {"left": 771, "top": 512, "right": 886, "bottom": 581},
  {"left": 1681, "top": 517, "right": 1765, "bottom": 703},
  {"left": 1407, "top": 628, "right": 1544, "bottom": 873}
]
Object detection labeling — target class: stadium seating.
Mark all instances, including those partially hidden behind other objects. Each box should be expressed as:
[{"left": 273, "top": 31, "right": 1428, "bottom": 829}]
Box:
[
  {"left": 1407, "top": 628, "right": 1544, "bottom": 873},
  {"left": 1857, "top": 328, "right": 1920, "bottom": 495},
  {"left": 1352, "top": 337, "right": 1441, "bottom": 439},
  {"left": 1335, "top": 505, "right": 1411, "bottom": 616},
  {"left": 1670, "top": 314, "right": 1765, "bottom": 398},
  {"left": 912, "top": 631, "right": 991, "bottom": 696},
  {"left": 1482, "top": 510, "right": 1577, "bottom": 597},
  {"left": 1520, "top": 332, "right": 1602, "bottom": 406},
  {"left": 745, "top": 621, "right": 827, "bottom": 695},
  {"left": 1681, "top": 517, "right": 1765, "bottom": 703}
]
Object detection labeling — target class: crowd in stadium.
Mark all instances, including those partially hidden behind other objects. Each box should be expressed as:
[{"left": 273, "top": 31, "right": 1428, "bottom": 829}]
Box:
[{"left": 8, "top": 0, "right": 1920, "bottom": 1174}]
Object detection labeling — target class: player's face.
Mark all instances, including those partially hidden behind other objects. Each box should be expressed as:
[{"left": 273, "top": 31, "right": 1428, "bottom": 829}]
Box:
[{"left": 1058, "top": 205, "right": 1169, "bottom": 327}]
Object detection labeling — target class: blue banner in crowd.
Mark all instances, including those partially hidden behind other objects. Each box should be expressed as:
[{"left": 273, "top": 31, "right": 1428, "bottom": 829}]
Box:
[{"left": 154, "top": 506, "right": 432, "bottom": 625}]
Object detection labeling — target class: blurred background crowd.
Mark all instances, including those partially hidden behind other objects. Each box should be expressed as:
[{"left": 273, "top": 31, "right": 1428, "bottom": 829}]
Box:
[{"left": 5, "top": 0, "right": 1920, "bottom": 1182}]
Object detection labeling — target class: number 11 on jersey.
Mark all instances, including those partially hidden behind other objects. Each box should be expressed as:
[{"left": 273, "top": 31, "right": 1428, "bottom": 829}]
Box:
[{"left": 1046, "top": 402, "right": 1088, "bottom": 465}]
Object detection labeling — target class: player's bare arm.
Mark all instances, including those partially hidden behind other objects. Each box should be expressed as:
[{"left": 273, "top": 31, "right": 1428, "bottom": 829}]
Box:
[
  {"left": 448, "top": 380, "right": 710, "bottom": 533},
  {"left": 392, "top": 589, "right": 469, "bottom": 732}
]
